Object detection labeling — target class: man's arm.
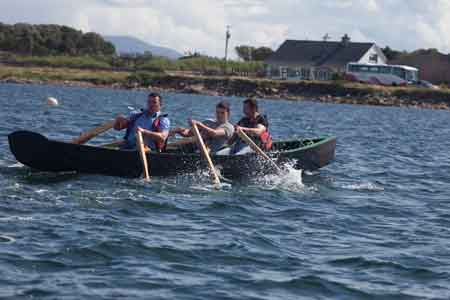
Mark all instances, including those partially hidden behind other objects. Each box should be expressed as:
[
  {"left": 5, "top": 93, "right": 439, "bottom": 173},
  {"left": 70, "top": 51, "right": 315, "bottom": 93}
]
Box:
[
  {"left": 191, "top": 120, "right": 226, "bottom": 137},
  {"left": 169, "top": 127, "right": 192, "bottom": 137},
  {"left": 138, "top": 128, "right": 168, "bottom": 144},
  {"left": 236, "top": 124, "right": 266, "bottom": 136},
  {"left": 113, "top": 115, "right": 130, "bottom": 130},
  {"left": 138, "top": 117, "right": 170, "bottom": 144}
]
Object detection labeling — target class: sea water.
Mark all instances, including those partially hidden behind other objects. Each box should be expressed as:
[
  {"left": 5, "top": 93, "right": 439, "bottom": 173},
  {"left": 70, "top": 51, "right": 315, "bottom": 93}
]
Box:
[{"left": 1, "top": 83, "right": 450, "bottom": 299}]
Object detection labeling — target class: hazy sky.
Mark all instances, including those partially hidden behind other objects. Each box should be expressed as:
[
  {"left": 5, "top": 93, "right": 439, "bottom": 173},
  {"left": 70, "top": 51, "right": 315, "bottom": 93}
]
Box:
[{"left": 1, "top": 0, "right": 449, "bottom": 57}]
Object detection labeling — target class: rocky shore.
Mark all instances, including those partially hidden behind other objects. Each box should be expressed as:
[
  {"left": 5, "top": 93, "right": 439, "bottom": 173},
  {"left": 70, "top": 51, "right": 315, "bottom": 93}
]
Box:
[{"left": 2, "top": 74, "right": 450, "bottom": 111}]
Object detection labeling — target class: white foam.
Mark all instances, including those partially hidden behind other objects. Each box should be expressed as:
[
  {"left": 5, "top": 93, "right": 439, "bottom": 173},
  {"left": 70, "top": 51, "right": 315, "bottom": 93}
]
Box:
[
  {"left": 0, "top": 216, "right": 34, "bottom": 222},
  {"left": 9, "top": 162, "right": 24, "bottom": 168},
  {"left": 186, "top": 169, "right": 232, "bottom": 191},
  {"left": 0, "top": 235, "right": 16, "bottom": 243},
  {"left": 47, "top": 97, "right": 59, "bottom": 106},
  {"left": 4, "top": 183, "right": 22, "bottom": 191},
  {"left": 258, "top": 162, "right": 305, "bottom": 193},
  {"left": 342, "top": 182, "right": 384, "bottom": 192}
]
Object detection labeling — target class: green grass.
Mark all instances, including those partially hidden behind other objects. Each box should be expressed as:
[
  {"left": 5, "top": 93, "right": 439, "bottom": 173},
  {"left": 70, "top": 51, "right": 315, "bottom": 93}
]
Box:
[
  {"left": 6, "top": 55, "right": 112, "bottom": 69},
  {"left": 0, "top": 65, "right": 130, "bottom": 84},
  {"left": 138, "top": 56, "right": 263, "bottom": 74}
]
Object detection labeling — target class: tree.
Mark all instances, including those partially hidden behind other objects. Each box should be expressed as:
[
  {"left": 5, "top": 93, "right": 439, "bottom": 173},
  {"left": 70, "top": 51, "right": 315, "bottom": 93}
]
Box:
[
  {"left": 235, "top": 45, "right": 274, "bottom": 61},
  {"left": 0, "top": 22, "right": 116, "bottom": 56},
  {"left": 382, "top": 46, "right": 405, "bottom": 61},
  {"left": 179, "top": 51, "right": 203, "bottom": 60},
  {"left": 252, "top": 46, "right": 274, "bottom": 61},
  {"left": 235, "top": 45, "right": 254, "bottom": 61}
]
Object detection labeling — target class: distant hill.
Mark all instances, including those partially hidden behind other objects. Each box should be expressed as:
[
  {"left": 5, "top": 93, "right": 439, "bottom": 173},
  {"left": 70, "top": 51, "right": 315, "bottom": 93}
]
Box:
[
  {"left": 390, "top": 49, "right": 450, "bottom": 84},
  {"left": 104, "top": 35, "right": 182, "bottom": 59}
]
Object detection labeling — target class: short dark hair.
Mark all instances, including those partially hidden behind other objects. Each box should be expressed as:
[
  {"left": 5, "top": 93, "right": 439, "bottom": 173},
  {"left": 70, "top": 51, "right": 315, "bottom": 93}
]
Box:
[
  {"left": 149, "top": 92, "right": 162, "bottom": 104},
  {"left": 243, "top": 98, "right": 258, "bottom": 112},
  {"left": 216, "top": 100, "right": 230, "bottom": 113}
]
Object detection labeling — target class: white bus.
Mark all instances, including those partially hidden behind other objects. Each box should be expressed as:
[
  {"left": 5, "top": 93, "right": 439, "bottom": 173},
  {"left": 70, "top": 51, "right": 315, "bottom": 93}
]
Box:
[{"left": 346, "top": 63, "right": 419, "bottom": 86}]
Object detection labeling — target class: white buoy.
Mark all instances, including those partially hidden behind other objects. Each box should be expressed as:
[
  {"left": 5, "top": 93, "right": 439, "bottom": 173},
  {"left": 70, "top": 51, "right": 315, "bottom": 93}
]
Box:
[{"left": 47, "top": 97, "right": 59, "bottom": 106}]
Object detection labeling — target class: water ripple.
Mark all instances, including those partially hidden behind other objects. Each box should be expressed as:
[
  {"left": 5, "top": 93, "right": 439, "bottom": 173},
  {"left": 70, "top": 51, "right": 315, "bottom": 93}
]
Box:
[{"left": 1, "top": 83, "right": 450, "bottom": 299}]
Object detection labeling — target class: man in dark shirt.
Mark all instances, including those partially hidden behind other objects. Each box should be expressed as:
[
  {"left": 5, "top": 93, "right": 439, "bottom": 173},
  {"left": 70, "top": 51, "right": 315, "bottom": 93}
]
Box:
[{"left": 228, "top": 98, "right": 271, "bottom": 155}]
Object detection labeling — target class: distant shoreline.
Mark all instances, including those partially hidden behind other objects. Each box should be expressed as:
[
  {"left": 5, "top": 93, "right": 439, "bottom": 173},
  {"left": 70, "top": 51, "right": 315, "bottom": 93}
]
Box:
[{"left": 1, "top": 65, "right": 450, "bottom": 111}]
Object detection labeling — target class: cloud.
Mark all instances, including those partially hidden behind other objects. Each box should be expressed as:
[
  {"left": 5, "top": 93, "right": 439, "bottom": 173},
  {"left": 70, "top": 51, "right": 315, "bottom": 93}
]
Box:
[{"left": 0, "top": 0, "right": 449, "bottom": 57}]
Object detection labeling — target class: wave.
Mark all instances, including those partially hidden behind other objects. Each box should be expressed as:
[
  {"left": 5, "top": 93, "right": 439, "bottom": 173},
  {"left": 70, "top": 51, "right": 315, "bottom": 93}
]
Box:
[
  {"left": 0, "top": 215, "right": 34, "bottom": 222},
  {"left": 328, "top": 256, "right": 447, "bottom": 279},
  {"left": 341, "top": 182, "right": 384, "bottom": 192},
  {"left": 0, "top": 235, "right": 15, "bottom": 243}
]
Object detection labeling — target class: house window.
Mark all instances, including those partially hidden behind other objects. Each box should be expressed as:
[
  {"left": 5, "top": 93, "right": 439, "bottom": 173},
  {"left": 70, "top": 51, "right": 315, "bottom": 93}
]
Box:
[
  {"left": 280, "top": 67, "right": 288, "bottom": 79},
  {"left": 369, "top": 54, "right": 378, "bottom": 63},
  {"left": 315, "top": 69, "right": 331, "bottom": 81},
  {"left": 269, "top": 66, "right": 280, "bottom": 77},
  {"left": 287, "top": 68, "right": 297, "bottom": 78},
  {"left": 301, "top": 68, "right": 310, "bottom": 79}
]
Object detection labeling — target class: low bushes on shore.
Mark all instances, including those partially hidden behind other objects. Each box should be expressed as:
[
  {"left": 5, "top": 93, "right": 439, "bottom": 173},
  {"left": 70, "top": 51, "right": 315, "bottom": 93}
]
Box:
[
  {"left": 1, "top": 64, "right": 450, "bottom": 110},
  {"left": 0, "top": 53, "right": 264, "bottom": 75}
]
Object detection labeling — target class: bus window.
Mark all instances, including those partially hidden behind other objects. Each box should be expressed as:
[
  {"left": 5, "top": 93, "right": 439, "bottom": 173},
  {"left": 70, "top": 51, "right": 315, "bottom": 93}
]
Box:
[
  {"left": 380, "top": 66, "right": 392, "bottom": 74},
  {"left": 360, "top": 66, "right": 369, "bottom": 72},
  {"left": 406, "top": 70, "right": 418, "bottom": 82},
  {"left": 348, "top": 65, "right": 359, "bottom": 72},
  {"left": 393, "top": 67, "right": 406, "bottom": 79},
  {"left": 369, "top": 67, "right": 379, "bottom": 73}
]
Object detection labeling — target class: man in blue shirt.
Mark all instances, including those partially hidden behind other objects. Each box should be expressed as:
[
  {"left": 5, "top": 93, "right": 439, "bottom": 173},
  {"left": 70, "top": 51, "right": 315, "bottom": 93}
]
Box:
[{"left": 113, "top": 93, "right": 170, "bottom": 151}]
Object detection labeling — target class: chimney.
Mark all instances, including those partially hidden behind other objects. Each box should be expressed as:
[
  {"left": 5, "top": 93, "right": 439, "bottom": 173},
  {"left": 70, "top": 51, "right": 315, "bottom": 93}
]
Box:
[{"left": 341, "top": 34, "right": 351, "bottom": 46}]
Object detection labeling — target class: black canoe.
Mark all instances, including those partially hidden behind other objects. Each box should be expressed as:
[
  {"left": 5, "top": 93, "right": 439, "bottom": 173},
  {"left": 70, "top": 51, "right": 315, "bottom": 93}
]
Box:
[{"left": 8, "top": 131, "right": 336, "bottom": 179}]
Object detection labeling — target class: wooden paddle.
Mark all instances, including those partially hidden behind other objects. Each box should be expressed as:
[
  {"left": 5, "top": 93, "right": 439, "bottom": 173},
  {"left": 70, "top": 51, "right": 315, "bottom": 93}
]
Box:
[
  {"left": 72, "top": 120, "right": 115, "bottom": 145},
  {"left": 191, "top": 123, "right": 221, "bottom": 187},
  {"left": 136, "top": 129, "right": 150, "bottom": 182},
  {"left": 236, "top": 127, "right": 283, "bottom": 173}
]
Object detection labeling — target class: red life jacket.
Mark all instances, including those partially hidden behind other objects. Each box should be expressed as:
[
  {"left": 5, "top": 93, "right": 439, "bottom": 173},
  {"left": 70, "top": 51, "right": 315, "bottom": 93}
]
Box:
[
  {"left": 239, "top": 114, "right": 273, "bottom": 151},
  {"left": 151, "top": 115, "right": 168, "bottom": 152},
  {"left": 260, "top": 130, "right": 273, "bottom": 151}
]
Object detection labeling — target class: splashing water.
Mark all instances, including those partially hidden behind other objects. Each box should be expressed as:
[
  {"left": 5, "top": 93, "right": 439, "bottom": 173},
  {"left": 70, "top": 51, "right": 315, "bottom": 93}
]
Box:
[
  {"left": 342, "top": 182, "right": 384, "bottom": 192},
  {"left": 256, "top": 161, "right": 305, "bottom": 192}
]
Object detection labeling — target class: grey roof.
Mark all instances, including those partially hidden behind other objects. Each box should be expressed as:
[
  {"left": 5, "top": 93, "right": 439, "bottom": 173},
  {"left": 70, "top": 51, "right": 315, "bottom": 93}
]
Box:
[{"left": 266, "top": 39, "right": 375, "bottom": 68}]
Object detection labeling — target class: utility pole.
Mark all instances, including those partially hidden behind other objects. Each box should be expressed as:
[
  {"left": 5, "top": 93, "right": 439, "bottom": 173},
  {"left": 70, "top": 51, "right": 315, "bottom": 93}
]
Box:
[
  {"left": 224, "top": 25, "right": 231, "bottom": 75},
  {"left": 224, "top": 25, "right": 231, "bottom": 61}
]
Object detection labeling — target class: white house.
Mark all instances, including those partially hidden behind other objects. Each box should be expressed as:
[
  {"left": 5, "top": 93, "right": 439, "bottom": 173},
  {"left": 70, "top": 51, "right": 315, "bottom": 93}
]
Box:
[{"left": 265, "top": 35, "right": 387, "bottom": 81}]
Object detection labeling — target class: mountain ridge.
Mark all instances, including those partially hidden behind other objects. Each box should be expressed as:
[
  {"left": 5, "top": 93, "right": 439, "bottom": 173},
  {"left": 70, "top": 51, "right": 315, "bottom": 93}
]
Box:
[{"left": 104, "top": 35, "right": 182, "bottom": 59}]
